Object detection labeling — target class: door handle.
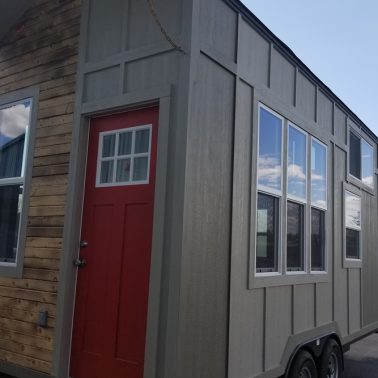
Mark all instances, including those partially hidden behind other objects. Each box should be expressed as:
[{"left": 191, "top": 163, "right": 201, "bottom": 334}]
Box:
[
  {"left": 80, "top": 240, "right": 89, "bottom": 248},
  {"left": 74, "top": 258, "right": 87, "bottom": 268}
]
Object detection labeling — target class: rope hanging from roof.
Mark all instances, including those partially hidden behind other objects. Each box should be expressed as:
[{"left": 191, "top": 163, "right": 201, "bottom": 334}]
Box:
[{"left": 146, "top": 0, "right": 186, "bottom": 54}]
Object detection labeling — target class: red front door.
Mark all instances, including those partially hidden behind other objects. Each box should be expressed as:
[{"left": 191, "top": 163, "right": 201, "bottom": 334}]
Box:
[{"left": 70, "top": 107, "right": 158, "bottom": 378}]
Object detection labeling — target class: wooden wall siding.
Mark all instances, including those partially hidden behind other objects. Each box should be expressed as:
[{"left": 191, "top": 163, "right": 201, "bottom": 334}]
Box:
[{"left": 0, "top": 0, "right": 80, "bottom": 374}]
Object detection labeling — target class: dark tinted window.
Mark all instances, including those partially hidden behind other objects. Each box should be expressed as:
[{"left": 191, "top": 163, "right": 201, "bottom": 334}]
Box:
[
  {"left": 287, "top": 201, "right": 305, "bottom": 271},
  {"left": 346, "top": 228, "right": 360, "bottom": 259},
  {"left": 349, "top": 131, "right": 361, "bottom": 179},
  {"left": 256, "top": 193, "right": 279, "bottom": 272},
  {"left": 0, "top": 185, "right": 22, "bottom": 263},
  {"left": 311, "top": 208, "right": 325, "bottom": 270}
]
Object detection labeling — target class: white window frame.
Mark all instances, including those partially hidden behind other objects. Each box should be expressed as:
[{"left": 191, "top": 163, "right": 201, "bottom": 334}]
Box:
[
  {"left": 96, "top": 124, "right": 152, "bottom": 187},
  {"left": 0, "top": 87, "right": 38, "bottom": 278},
  {"left": 254, "top": 103, "right": 329, "bottom": 278},
  {"left": 310, "top": 137, "right": 328, "bottom": 211},
  {"left": 255, "top": 103, "right": 284, "bottom": 276}
]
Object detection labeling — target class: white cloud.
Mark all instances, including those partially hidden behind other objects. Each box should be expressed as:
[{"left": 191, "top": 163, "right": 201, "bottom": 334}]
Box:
[
  {"left": 288, "top": 164, "right": 306, "bottom": 180},
  {"left": 0, "top": 103, "right": 30, "bottom": 139}
]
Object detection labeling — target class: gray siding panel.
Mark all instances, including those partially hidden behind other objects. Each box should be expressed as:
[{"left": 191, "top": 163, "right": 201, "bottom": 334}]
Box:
[
  {"left": 265, "top": 286, "right": 292, "bottom": 370},
  {"left": 86, "top": 0, "right": 125, "bottom": 61},
  {"left": 238, "top": 19, "right": 270, "bottom": 87},
  {"left": 334, "top": 146, "right": 348, "bottom": 336},
  {"left": 229, "top": 80, "right": 265, "bottom": 378},
  {"left": 178, "top": 54, "right": 234, "bottom": 378},
  {"left": 126, "top": 0, "right": 182, "bottom": 50},
  {"left": 270, "top": 48, "right": 295, "bottom": 106},
  {"left": 293, "top": 284, "right": 315, "bottom": 334},
  {"left": 200, "top": 0, "right": 238, "bottom": 62},
  {"left": 334, "top": 106, "right": 347, "bottom": 146},
  {"left": 296, "top": 72, "right": 316, "bottom": 122},
  {"left": 124, "top": 52, "right": 179, "bottom": 92},
  {"left": 316, "top": 282, "right": 333, "bottom": 326},
  {"left": 348, "top": 268, "right": 361, "bottom": 333},
  {"left": 317, "top": 90, "right": 333, "bottom": 135},
  {"left": 83, "top": 66, "right": 120, "bottom": 102},
  {"left": 363, "top": 190, "right": 378, "bottom": 326}
]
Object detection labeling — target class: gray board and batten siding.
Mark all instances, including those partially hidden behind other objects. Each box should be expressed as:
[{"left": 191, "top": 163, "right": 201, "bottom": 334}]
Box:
[
  {"left": 61, "top": 1, "right": 378, "bottom": 378},
  {"left": 0, "top": 0, "right": 376, "bottom": 378}
]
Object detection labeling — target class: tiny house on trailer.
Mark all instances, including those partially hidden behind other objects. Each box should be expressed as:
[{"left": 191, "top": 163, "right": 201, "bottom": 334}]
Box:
[{"left": 0, "top": 0, "right": 377, "bottom": 377}]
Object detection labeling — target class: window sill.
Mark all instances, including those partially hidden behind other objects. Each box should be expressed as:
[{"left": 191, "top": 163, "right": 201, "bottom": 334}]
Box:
[
  {"left": 347, "top": 174, "right": 375, "bottom": 196},
  {"left": 249, "top": 271, "right": 330, "bottom": 289},
  {"left": 343, "top": 258, "right": 362, "bottom": 269}
]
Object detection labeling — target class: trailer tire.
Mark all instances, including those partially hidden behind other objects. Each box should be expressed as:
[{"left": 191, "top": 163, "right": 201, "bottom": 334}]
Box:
[
  {"left": 288, "top": 350, "right": 318, "bottom": 378},
  {"left": 319, "top": 339, "right": 343, "bottom": 378}
]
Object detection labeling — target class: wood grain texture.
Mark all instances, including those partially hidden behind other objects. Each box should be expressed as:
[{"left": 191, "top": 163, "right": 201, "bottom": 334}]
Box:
[{"left": 0, "top": 0, "right": 80, "bottom": 373}]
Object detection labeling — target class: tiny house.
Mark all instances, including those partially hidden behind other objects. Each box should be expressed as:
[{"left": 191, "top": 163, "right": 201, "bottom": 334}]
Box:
[{"left": 0, "top": 0, "right": 377, "bottom": 377}]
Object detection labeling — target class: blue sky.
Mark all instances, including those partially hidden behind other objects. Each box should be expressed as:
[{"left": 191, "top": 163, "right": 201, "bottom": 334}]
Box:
[{"left": 241, "top": 0, "right": 378, "bottom": 136}]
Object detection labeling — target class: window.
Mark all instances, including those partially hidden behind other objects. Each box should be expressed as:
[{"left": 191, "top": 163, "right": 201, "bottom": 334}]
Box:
[
  {"left": 349, "top": 131, "right": 361, "bottom": 179},
  {"left": 287, "top": 201, "right": 305, "bottom": 271},
  {"left": 255, "top": 103, "right": 328, "bottom": 277},
  {"left": 0, "top": 99, "right": 31, "bottom": 265},
  {"left": 288, "top": 125, "right": 307, "bottom": 201},
  {"left": 349, "top": 130, "right": 374, "bottom": 189},
  {"left": 257, "top": 106, "right": 283, "bottom": 193},
  {"left": 97, "top": 125, "right": 152, "bottom": 187},
  {"left": 256, "top": 105, "right": 283, "bottom": 273},
  {"left": 311, "top": 208, "right": 325, "bottom": 271},
  {"left": 311, "top": 139, "right": 327, "bottom": 209},
  {"left": 345, "top": 191, "right": 361, "bottom": 260},
  {"left": 362, "top": 140, "right": 374, "bottom": 188},
  {"left": 256, "top": 193, "right": 279, "bottom": 272}
]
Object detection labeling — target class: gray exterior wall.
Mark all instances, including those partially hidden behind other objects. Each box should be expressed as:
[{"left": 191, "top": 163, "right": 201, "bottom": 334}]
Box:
[{"left": 56, "top": 0, "right": 378, "bottom": 378}]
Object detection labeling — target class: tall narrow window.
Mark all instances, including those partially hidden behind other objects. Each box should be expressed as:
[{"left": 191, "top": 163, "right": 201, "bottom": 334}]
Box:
[
  {"left": 257, "top": 106, "right": 283, "bottom": 193},
  {"left": 349, "top": 130, "right": 374, "bottom": 189},
  {"left": 256, "top": 105, "right": 283, "bottom": 274},
  {"left": 311, "top": 139, "right": 327, "bottom": 209},
  {"left": 349, "top": 131, "right": 361, "bottom": 179},
  {"left": 287, "top": 125, "right": 307, "bottom": 201},
  {"left": 0, "top": 99, "right": 31, "bottom": 264},
  {"left": 311, "top": 208, "right": 325, "bottom": 271},
  {"left": 345, "top": 191, "right": 361, "bottom": 260},
  {"left": 361, "top": 140, "right": 374, "bottom": 188},
  {"left": 256, "top": 193, "right": 279, "bottom": 272},
  {"left": 286, "top": 201, "right": 305, "bottom": 271},
  {"left": 311, "top": 138, "right": 327, "bottom": 272}
]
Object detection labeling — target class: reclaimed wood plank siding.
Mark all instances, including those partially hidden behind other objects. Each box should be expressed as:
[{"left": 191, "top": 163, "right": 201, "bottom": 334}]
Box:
[{"left": 0, "top": 0, "right": 80, "bottom": 374}]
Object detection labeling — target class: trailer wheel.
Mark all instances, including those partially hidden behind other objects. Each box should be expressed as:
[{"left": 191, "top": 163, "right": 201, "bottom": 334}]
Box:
[
  {"left": 288, "top": 350, "right": 318, "bottom": 378},
  {"left": 319, "top": 339, "right": 343, "bottom": 378}
]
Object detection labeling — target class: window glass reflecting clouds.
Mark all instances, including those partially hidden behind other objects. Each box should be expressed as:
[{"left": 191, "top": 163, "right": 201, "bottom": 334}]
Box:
[
  {"left": 0, "top": 101, "right": 30, "bottom": 179},
  {"left": 258, "top": 107, "right": 282, "bottom": 192},
  {"left": 345, "top": 191, "right": 361, "bottom": 230},
  {"left": 288, "top": 126, "right": 306, "bottom": 200},
  {"left": 311, "top": 140, "right": 327, "bottom": 208},
  {"left": 361, "top": 140, "right": 374, "bottom": 188}
]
